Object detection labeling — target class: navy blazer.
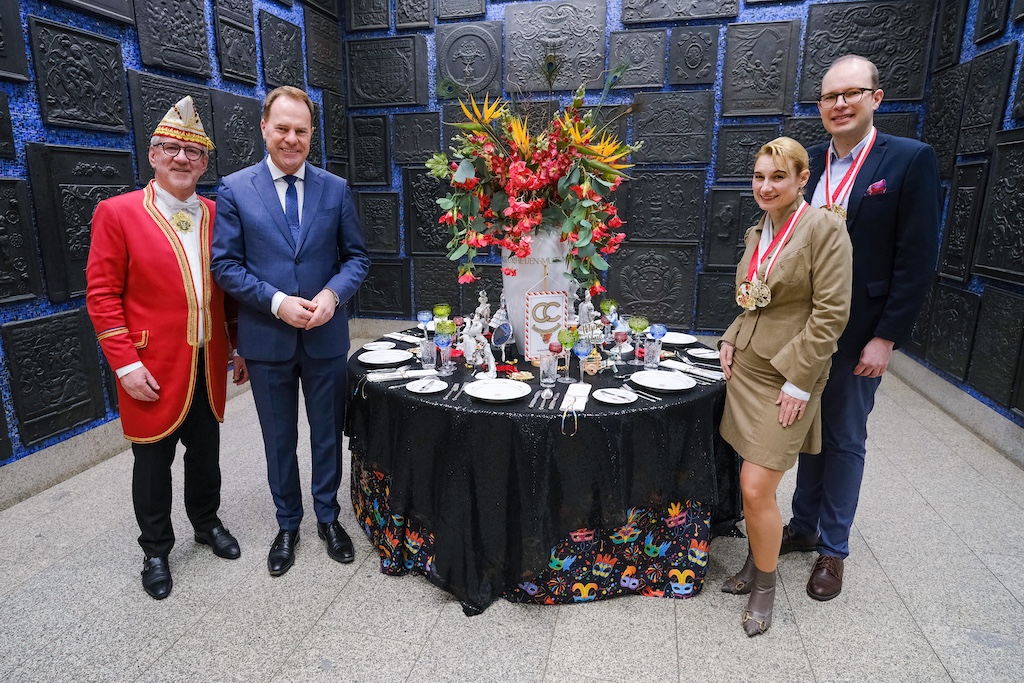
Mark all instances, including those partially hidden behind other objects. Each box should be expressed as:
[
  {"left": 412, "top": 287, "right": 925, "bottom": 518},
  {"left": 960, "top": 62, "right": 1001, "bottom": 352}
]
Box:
[
  {"left": 211, "top": 158, "right": 370, "bottom": 362},
  {"left": 806, "top": 133, "right": 940, "bottom": 357}
]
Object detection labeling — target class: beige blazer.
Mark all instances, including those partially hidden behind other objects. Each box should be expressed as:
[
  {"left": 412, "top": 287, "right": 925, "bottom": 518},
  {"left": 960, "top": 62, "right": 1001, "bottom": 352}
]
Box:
[{"left": 721, "top": 201, "right": 853, "bottom": 392}]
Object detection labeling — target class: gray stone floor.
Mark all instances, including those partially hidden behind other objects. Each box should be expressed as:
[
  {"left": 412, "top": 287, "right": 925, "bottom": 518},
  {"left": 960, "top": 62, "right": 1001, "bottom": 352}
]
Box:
[{"left": 2, "top": 331, "right": 1023, "bottom": 681}]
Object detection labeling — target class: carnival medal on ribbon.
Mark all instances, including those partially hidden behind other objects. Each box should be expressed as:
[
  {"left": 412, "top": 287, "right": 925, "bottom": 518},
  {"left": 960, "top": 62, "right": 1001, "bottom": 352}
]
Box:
[
  {"left": 821, "top": 127, "right": 876, "bottom": 220},
  {"left": 735, "top": 200, "right": 809, "bottom": 310},
  {"left": 170, "top": 210, "right": 194, "bottom": 233}
]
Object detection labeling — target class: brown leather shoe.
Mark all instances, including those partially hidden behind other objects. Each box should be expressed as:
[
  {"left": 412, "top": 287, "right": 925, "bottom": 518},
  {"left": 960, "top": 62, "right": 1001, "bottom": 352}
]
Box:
[
  {"left": 780, "top": 524, "right": 817, "bottom": 555},
  {"left": 807, "top": 555, "right": 844, "bottom": 601}
]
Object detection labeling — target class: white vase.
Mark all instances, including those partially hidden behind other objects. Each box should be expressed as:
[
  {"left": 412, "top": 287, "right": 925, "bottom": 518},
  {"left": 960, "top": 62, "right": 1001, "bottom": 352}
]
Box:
[{"left": 501, "top": 229, "right": 577, "bottom": 357}]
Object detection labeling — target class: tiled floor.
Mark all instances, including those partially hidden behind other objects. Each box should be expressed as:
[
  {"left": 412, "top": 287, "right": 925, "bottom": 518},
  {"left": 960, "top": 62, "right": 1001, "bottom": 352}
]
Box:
[{"left": 1, "top": 332, "right": 1022, "bottom": 682}]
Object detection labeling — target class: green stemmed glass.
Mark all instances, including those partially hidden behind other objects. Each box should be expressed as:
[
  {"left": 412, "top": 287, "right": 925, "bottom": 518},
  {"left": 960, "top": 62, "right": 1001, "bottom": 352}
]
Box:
[
  {"left": 432, "top": 302, "right": 452, "bottom": 320},
  {"left": 556, "top": 328, "right": 579, "bottom": 384},
  {"left": 628, "top": 315, "right": 649, "bottom": 366}
]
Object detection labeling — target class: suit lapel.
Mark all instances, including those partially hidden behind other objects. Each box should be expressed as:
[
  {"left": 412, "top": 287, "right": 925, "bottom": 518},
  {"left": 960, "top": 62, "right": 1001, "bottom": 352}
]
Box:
[
  {"left": 252, "top": 159, "right": 295, "bottom": 248},
  {"left": 297, "top": 163, "right": 323, "bottom": 252},
  {"left": 808, "top": 147, "right": 826, "bottom": 199},
  {"left": 845, "top": 134, "right": 888, "bottom": 228}
]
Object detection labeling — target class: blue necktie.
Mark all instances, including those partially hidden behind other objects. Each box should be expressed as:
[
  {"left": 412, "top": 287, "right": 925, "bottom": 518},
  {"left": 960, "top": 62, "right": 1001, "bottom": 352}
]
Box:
[{"left": 283, "top": 175, "right": 300, "bottom": 243}]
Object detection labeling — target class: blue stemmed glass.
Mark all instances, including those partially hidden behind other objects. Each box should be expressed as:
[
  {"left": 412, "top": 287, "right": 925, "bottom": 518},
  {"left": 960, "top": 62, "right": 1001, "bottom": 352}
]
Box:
[
  {"left": 649, "top": 324, "right": 667, "bottom": 340},
  {"left": 573, "top": 339, "right": 593, "bottom": 383},
  {"left": 416, "top": 310, "right": 432, "bottom": 338},
  {"left": 434, "top": 332, "right": 453, "bottom": 377}
]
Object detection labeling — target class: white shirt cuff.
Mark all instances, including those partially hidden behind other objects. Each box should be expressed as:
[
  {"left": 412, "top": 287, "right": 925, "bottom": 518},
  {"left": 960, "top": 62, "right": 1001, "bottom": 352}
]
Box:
[
  {"left": 271, "top": 291, "right": 287, "bottom": 318},
  {"left": 782, "top": 381, "right": 811, "bottom": 401},
  {"left": 116, "top": 361, "right": 143, "bottom": 378}
]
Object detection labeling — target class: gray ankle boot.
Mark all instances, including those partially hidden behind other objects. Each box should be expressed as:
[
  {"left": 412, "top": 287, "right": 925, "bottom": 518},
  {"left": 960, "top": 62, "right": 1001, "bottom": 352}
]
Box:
[
  {"left": 721, "top": 550, "right": 755, "bottom": 594},
  {"left": 741, "top": 567, "right": 777, "bottom": 637}
]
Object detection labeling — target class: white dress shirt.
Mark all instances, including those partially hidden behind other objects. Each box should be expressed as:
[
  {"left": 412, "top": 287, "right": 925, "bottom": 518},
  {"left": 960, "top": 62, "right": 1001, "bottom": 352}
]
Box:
[{"left": 810, "top": 127, "right": 875, "bottom": 213}]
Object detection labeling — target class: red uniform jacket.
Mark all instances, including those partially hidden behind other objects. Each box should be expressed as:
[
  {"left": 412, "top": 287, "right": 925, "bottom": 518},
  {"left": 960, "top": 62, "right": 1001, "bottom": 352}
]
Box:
[{"left": 86, "top": 182, "right": 232, "bottom": 443}]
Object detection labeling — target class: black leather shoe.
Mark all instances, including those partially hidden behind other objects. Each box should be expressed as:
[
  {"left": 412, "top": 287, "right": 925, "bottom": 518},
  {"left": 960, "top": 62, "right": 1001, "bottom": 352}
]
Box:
[
  {"left": 317, "top": 521, "right": 354, "bottom": 564},
  {"left": 779, "top": 524, "right": 818, "bottom": 555},
  {"left": 268, "top": 529, "right": 299, "bottom": 576},
  {"left": 195, "top": 524, "right": 241, "bottom": 560},
  {"left": 141, "top": 557, "right": 172, "bottom": 600}
]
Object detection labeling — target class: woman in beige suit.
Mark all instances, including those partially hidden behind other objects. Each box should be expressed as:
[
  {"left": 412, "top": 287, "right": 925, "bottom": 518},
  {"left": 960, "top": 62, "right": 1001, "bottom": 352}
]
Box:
[{"left": 718, "top": 137, "right": 853, "bottom": 636}]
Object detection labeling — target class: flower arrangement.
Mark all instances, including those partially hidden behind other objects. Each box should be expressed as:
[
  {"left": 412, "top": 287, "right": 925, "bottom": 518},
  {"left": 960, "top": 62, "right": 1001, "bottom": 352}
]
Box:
[{"left": 425, "top": 85, "right": 641, "bottom": 296}]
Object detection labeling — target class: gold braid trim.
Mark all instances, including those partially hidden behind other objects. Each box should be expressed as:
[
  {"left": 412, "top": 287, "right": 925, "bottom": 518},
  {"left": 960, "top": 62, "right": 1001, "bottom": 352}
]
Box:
[
  {"left": 152, "top": 125, "right": 215, "bottom": 150},
  {"left": 97, "top": 326, "right": 128, "bottom": 341}
]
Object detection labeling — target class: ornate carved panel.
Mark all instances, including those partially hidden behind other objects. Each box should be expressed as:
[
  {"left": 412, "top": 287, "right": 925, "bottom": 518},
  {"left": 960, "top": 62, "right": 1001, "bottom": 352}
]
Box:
[
  {"left": 903, "top": 279, "right": 935, "bottom": 359},
  {"left": 306, "top": 0, "right": 338, "bottom": 19},
  {"left": 512, "top": 99, "right": 561, "bottom": 137},
  {"left": 696, "top": 272, "right": 738, "bottom": 332},
  {"left": 327, "top": 161, "right": 349, "bottom": 180},
  {"left": 436, "top": 0, "right": 484, "bottom": 21},
  {"left": 324, "top": 91, "right": 348, "bottom": 160},
  {"left": 25, "top": 144, "right": 133, "bottom": 303},
  {"left": 393, "top": 113, "right": 441, "bottom": 166},
  {"left": 622, "top": 0, "right": 737, "bottom": 24},
  {"left": 799, "top": 0, "right": 934, "bottom": 103},
  {"left": 215, "top": 19, "right": 258, "bottom": 85},
  {"left": 785, "top": 113, "right": 919, "bottom": 151},
  {"left": 926, "top": 284, "right": 981, "bottom": 381},
  {"left": 305, "top": 7, "right": 342, "bottom": 90},
  {"left": 405, "top": 168, "right": 447, "bottom": 255},
  {"left": 607, "top": 242, "right": 697, "bottom": 328},
  {"left": 723, "top": 20, "right": 799, "bottom": 116},
  {"left": 260, "top": 11, "right": 305, "bottom": 89},
  {"left": 583, "top": 104, "right": 630, "bottom": 146},
  {"left": 967, "top": 289, "right": 1024, "bottom": 407},
  {"left": 28, "top": 17, "right": 128, "bottom": 133},
  {"left": 938, "top": 162, "right": 988, "bottom": 283},
  {"left": 957, "top": 41, "right": 1016, "bottom": 156},
  {"left": 1015, "top": 59, "right": 1024, "bottom": 120},
  {"left": 309, "top": 102, "right": 324, "bottom": 168},
  {"left": 505, "top": 0, "right": 606, "bottom": 93},
  {"left": 0, "top": 179, "right": 43, "bottom": 304},
  {"left": 137, "top": 0, "right": 210, "bottom": 76},
  {"left": 357, "top": 260, "right": 411, "bottom": 317},
  {"left": 632, "top": 91, "right": 713, "bottom": 164},
  {"left": 128, "top": 71, "right": 217, "bottom": 186},
  {"left": 0, "top": 92, "right": 13, "bottom": 159},
  {"left": 436, "top": 22, "right": 502, "bottom": 99},
  {"left": 975, "top": 0, "right": 1009, "bottom": 44},
  {"left": 0, "top": 0, "right": 29, "bottom": 82},
  {"left": 397, "top": 0, "right": 433, "bottom": 29},
  {"left": 668, "top": 27, "right": 718, "bottom": 86},
  {"left": 933, "top": 0, "right": 966, "bottom": 71},
  {"left": 348, "top": 116, "right": 390, "bottom": 186},
  {"left": 211, "top": 90, "right": 263, "bottom": 177},
  {"left": 50, "top": 0, "right": 134, "bottom": 23},
  {"left": 974, "top": 128, "right": 1024, "bottom": 285},
  {"left": 348, "top": 0, "right": 389, "bottom": 30},
  {"left": 716, "top": 124, "right": 780, "bottom": 181},
  {"left": 414, "top": 256, "right": 461, "bottom": 313},
  {"left": 625, "top": 171, "right": 703, "bottom": 243},
  {"left": 214, "top": 0, "right": 253, "bottom": 28},
  {"left": 704, "top": 188, "right": 760, "bottom": 271},
  {"left": 1015, "top": 0, "right": 1024, "bottom": 22},
  {"left": 874, "top": 112, "right": 921, "bottom": 139},
  {"left": 346, "top": 36, "right": 428, "bottom": 108},
  {"left": 1, "top": 309, "right": 106, "bottom": 446},
  {"left": 922, "top": 62, "right": 969, "bottom": 178},
  {"left": 609, "top": 30, "right": 665, "bottom": 89},
  {"left": 442, "top": 103, "right": 466, "bottom": 153},
  {"left": 358, "top": 192, "right": 401, "bottom": 255}
]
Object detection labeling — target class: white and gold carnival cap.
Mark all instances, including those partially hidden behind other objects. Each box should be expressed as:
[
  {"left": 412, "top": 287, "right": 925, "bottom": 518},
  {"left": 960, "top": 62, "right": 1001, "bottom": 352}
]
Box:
[{"left": 152, "top": 95, "right": 215, "bottom": 150}]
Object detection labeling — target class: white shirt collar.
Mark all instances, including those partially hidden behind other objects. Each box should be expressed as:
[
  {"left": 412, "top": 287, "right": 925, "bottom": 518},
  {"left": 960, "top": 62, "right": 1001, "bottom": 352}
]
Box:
[
  {"left": 829, "top": 126, "right": 876, "bottom": 162},
  {"left": 151, "top": 180, "right": 200, "bottom": 213},
  {"left": 266, "top": 157, "right": 306, "bottom": 181}
]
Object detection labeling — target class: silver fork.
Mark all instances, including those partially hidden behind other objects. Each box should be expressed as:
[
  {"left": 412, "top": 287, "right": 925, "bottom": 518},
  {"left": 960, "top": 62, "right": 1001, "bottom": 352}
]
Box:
[
  {"left": 443, "top": 382, "right": 461, "bottom": 400},
  {"left": 546, "top": 392, "right": 561, "bottom": 410},
  {"left": 529, "top": 390, "right": 543, "bottom": 408},
  {"left": 453, "top": 383, "right": 468, "bottom": 400}
]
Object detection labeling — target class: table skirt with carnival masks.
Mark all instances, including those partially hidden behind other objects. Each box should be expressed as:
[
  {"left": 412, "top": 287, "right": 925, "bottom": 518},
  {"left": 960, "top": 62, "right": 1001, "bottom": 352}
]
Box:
[{"left": 345, "top": 336, "right": 741, "bottom": 613}]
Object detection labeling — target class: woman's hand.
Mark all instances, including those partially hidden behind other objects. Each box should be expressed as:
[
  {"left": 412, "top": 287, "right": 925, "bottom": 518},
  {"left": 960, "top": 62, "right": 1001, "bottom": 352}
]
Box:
[
  {"left": 776, "top": 389, "right": 807, "bottom": 427},
  {"left": 719, "top": 342, "right": 734, "bottom": 380}
]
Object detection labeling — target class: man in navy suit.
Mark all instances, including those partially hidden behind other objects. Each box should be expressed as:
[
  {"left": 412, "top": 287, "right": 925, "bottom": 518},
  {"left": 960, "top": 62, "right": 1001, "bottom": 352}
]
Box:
[
  {"left": 211, "top": 86, "right": 370, "bottom": 576},
  {"left": 780, "top": 56, "right": 940, "bottom": 600}
]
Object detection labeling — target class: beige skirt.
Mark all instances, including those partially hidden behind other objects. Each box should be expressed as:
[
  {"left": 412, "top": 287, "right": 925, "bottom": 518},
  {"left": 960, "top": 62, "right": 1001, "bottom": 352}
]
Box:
[{"left": 719, "top": 346, "right": 831, "bottom": 472}]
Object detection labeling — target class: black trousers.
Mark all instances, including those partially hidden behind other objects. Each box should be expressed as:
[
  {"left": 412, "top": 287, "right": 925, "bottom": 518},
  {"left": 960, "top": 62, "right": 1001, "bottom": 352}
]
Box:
[{"left": 130, "top": 356, "right": 222, "bottom": 559}]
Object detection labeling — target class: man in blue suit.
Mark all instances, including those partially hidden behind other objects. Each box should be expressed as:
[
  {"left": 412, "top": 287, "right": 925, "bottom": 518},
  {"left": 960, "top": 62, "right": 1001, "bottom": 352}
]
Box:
[
  {"left": 212, "top": 86, "right": 370, "bottom": 576},
  {"left": 780, "top": 56, "right": 940, "bottom": 600}
]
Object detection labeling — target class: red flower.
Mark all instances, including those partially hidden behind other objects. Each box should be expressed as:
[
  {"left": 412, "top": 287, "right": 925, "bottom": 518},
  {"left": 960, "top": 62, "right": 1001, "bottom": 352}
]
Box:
[
  {"left": 458, "top": 272, "right": 478, "bottom": 284},
  {"left": 501, "top": 267, "right": 517, "bottom": 277},
  {"left": 589, "top": 281, "right": 606, "bottom": 296}
]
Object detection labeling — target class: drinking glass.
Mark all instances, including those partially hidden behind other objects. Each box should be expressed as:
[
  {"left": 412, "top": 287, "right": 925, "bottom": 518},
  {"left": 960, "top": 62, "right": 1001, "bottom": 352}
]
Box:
[
  {"left": 556, "top": 328, "right": 579, "bottom": 384},
  {"left": 599, "top": 298, "right": 617, "bottom": 343},
  {"left": 644, "top": 323, "right": 667, "bottom": 369},
  {"left": 434, "top": 332, "right": 453, "bottom": 377},
  {"left": 416, "top": 310, "right": 432, "bottom": 338},
  {"left": 419, "top": 337, "right": 436, "bottom": 370},
  {"left": 432, "top": 302, "right": 451, "bottom": 321},
  {"left": 628, "top": 315, "right": 649, "bottom": 366},
  {"left": 611, "top": 329, "right": 629, "bottom": 364},
  {"left": 435, "top": 320, "right": 457, "bottom": 373},
  {"left": 572, "top": 338, "right": 593, "bottom": 383},
  {"left": 540, "top": 354, "right": 558, "bottom": 388}
]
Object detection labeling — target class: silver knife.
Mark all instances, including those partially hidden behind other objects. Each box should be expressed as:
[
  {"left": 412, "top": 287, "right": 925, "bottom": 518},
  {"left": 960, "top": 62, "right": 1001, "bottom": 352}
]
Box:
[
  {"left": 529, "top": 390, "right": 542, "bottom": 408},
  {"left": 453, "top": 383, "right": 467, "bottom": 400},
  {"left": 443, "top": 382, "right": 460, "bottom": 400},
  {"left": 547, "top": 392, "right": 561, "bottom": 409}
]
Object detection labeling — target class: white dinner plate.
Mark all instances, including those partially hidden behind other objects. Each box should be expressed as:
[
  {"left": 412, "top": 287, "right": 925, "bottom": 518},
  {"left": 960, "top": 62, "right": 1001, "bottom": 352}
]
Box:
[
  {"left": 687, "top": 347, "right": 719, "bottom": 360},
  {"left": 405, "top": 378, "right": 448, "bottom": 394},
  {"left": 661, "top": 332, "right": 698, "bottom": 346},
  {"left": 358, "top": 349, "right": 414, "bottom": 366},
  {"left": 630, "top": 370, "right": 697, "bottom": 392},
  {"left": 462, "top": 379, "right": 532, "bottom": 403},
  {"left": 362, "top": 341, "right": 396, "bottom": 351},
  {"left": 591, "top": 388, "right": 639, "bottom": 405}
]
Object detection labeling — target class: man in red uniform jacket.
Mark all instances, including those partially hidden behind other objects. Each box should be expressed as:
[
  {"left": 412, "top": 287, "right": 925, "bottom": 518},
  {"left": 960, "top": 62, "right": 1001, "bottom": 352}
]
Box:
[{"left": 86, "top": 96, "right": 247, "bottom": 600}]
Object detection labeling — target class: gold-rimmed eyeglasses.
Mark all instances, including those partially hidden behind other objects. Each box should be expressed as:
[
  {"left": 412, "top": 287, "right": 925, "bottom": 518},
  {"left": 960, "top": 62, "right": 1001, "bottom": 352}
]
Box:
[
  {"left": 816, "top": 87, "right": 876, "bottom": 110},
  {"left": 151, "top": 142, "right": 207, "bottom": 161}
]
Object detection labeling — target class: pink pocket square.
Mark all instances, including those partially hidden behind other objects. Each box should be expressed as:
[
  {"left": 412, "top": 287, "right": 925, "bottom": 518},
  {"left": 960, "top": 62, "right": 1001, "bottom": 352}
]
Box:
[{"left": 865, "top": 179, "right": 887, "bottom": 196}]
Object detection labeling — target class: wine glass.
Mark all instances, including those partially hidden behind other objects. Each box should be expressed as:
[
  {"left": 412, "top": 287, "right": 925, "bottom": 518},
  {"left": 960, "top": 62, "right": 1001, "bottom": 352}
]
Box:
[
  {"left": 599, "top": 298, "right": 617, "bottom": 343},
  {"left": 611, "top": 328, "right": 629, "bottom": 364},
  {"left": 572, "top": 338, "right": 593, "bottom": 383},
  {"left": 646, "top": 324, "right": 667, "bottom": 370},
  {"left": 416, "top": 310, "right": 432, "bottom": 338},
  {"left": 434, "top": 332, "right": 453, "bottom": 377},
  {"left": 628, "top": 315, "right": 649, "bottom": 366},
  {"left": 435, "top": 320, "right": 457, "bottom": 373},
  {"left": 432, "top": 302, "right": 451, "bottom": 320},
  {"left": 556, "top": 328, "right": 579, "bottom": 384}
]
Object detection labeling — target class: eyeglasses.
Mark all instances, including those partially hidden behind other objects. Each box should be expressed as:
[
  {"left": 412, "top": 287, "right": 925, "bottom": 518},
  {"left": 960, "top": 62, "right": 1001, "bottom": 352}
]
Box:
[
  {"left": 151, "top": 142, "right": 207, "bottom": 161},
  {"left": 817, "top": 87, "right": 876, "bottom": 109}
]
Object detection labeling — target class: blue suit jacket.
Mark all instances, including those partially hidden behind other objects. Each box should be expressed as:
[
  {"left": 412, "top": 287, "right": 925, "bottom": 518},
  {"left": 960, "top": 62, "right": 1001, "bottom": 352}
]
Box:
[
  {"left": 806, "top": 133, "right": 940, "bottom": 357},
  {"left": 211, "top": 158, "right": 370, "bottom": 362}
]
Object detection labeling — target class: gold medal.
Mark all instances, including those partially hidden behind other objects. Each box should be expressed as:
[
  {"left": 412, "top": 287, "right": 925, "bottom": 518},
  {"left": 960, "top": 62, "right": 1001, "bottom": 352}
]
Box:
[
  {"left": 735, "top": 281, "right": 757, "bottom": 310},
  {"left": 824, "top": 204, "right": 847, "bottom": 220},
  {"left": 753, "top": 280, "right": 772, "bottom": 308},
  {"left": 170, "top": 210, "right": 194, "bottom": 233}
]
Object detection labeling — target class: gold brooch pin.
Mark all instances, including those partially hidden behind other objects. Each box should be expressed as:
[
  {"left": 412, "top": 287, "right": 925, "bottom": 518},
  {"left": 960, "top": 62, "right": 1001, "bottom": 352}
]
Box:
[{"left": 170, "top": 210, "right": 194, "bottom": 233}]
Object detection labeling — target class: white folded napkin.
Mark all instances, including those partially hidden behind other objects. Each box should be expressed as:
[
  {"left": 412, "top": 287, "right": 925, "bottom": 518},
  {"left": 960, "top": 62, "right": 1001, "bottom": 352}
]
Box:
[
  {"left": 366, "top": 368, "right": 438, "bottom": 382},
  {"left": 559, "top": 382, "right": 592, "bottom": 411},
  {"left": 384, "top": 332, "right": 423, "bottom": 344},
  {"left": 661, "top": 359, "right": 724, "bottom": 380}
]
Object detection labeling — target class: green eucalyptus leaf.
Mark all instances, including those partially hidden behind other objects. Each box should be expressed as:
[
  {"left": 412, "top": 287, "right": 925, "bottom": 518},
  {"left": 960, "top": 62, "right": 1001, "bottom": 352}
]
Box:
[
  {"left": 453, "top": 159, "right": 476, "bottom": 184},
  {"left": 590, "top": 253, "right": 609, "bottom": 270}
]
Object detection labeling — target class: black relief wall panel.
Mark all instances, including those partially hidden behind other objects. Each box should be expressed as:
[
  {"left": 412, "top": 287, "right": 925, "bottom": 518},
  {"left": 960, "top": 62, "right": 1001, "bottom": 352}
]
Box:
[
  {"left": 349, "top": 116, "right": 390, "bottom": 186},
  {"left": 668, "top": 27, "right": 718, "bottom": 86},
  {"left": 358, "top": 192, "right": 401, "bottom": 255},
  {"left": 327, "top": 161, "right": 349, "bottom": 180},
  {"left": 357, "top": 260, "right": 411, "bottom": 317},
  {"left": 874, "top": 113, "right": 921, "bottom": 140},
  {"left": 513, "top": 99, "right": 560, "bottom": 137},
  {"left": 622, "top": 0, "right": 737, "bottom": 24},
  {"left": 393, "top": 113, "right": 441, "bottom": 165},
  {"left": 937, "top": 162, "right": 988, "bottom": 283},
  {"left": 1014, "top": 60, "right": 1024, "bottom": 120},
  {"left": 397, "top": 0, "right": 433, "bottom": 29},
  {"left": 632, "top": 91, "right": 712, "bottom": 164},
  {"left": 436, "top": 22, "right": 503, "bottom": 98},
  {"left": 584, "top": 104, "right": 630, "bottom": 146},
  {"left": 1015, "top": 0, "right": 1024, "bottom": 22},
  {"left": 0, "top": 0, "right": 29, "bottom": 82},
  {"left": 607, "top": 243, "right": 697, "bottom": 329},
  {"left": 128, "top": 71, "right": 217, "bottom": 186},
  {"left": 306, "top": 0, "right": 338, "bottom": 19},
  {"left": 25, "top": 144, "right": 132, "bottom": 303},
  {"left": 348, "top": 0, "right": 389, "bottom": 30},
  {"left": 464, "top": 264, "right": 502, "bottom": 311},
  {"left": 137, "top": 0, "right": 210, "bottom": 77},
  {"left": 442, "top": 103, "right": 466, "bottom": 152},
  {"left": 215, "top": 19, "right": 258, "bottom": 85},
  {"left": 715, "top": 124, "right": 780, "bottom": 181},
  {"left": 957, "top": 41, "right": 1016, "bottom": 156},
  {"left": 260, "top": 11, "right": 305, "bottom": 89},
  {"left": 211, "top": 90, "right": 263, "bottom": 177},
  {"left": 904, "top": 279, "right": 935, "bottom": 359},
  {"left": 306, "top": 7, "right": 342, "bottom": 90},
  {"left": 704, "top": 188, "right": 760, "bottom": 271},
  {"left": 696, "top": 272, "right": 739, "bottom": 333},
  {"left": 215, "top": 0, "right": 253, "bottom": 28},
  {"left": 974, "top": 129, "right": 1024, "bottom": 286},
  {"left": 0, "top": 180, "right": 43, "bottom": 304},
  {"left": 933, "top": 0, "right": 967, "bottom": 71},
  {"left": 1, "top": 309, "right": 105, "bottom": 446},
  {"left": 437, "top": 0, "right": 484, "bottom": 21},
  {"left": 609, "top": 30, "right": 665, "bottom": 89},
  {"left": 28, "top": 17, "right": 128, "bottom": 133},
  {"left": 324, "top": 91, "right": 348, "bottom": 160},
  {"left": 625, "top": 171, "right": 703, "bottom": 243},
  {"left": 799, "top": 0, "right": 934, "bottom": 103},
  {"left": 783, "top": 117, "right": 830, "bottom": 150},
  {"left": 967, "top": 290, "right": 1024, "bottom": 407},
  {"left": 51, "top": 0, "right": 134, "bottom": 23},
  {"left": 405, "top": 168, "right": 448, "bottom": 255},
  {"left": 414, "top": 257, "right": 461, "bottom": 313},
  {"left": 347, "top": 36, "right": 428, "bottom": 108},
  {"left": 310, "top": 103, "right": 324, "bottom": 168},
  {"left": 505, "top": 0, "right": 606, "bottom": 93},
  {"left": 974, "top": 0, "right": 1009, "bottom": 44},
  {"left": 926, "top": 285, "right": 981, "bottom": 381},
  {"left": 723, "top": 20, "right": 800, "bottom": 116},
  {"left": 0, "top": 92, "right": 13, "bottom": 159},
  {"left": 922, "top": 62, "right": 970, "bottom": 178}
]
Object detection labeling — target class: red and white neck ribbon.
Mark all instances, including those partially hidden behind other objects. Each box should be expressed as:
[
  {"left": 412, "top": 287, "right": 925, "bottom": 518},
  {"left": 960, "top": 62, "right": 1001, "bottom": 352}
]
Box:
[
  {"left": 747, "top": 201, "right": 809, "bottom": 285},
  {"left": 823, "top": 127, "right": 876, "bottom": 210}
]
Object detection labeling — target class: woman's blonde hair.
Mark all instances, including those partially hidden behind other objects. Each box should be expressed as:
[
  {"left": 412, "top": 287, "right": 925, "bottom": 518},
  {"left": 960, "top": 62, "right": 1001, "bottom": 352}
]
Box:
[{"left": 755, "top": 137, "right": 810, "bottom": 178}]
